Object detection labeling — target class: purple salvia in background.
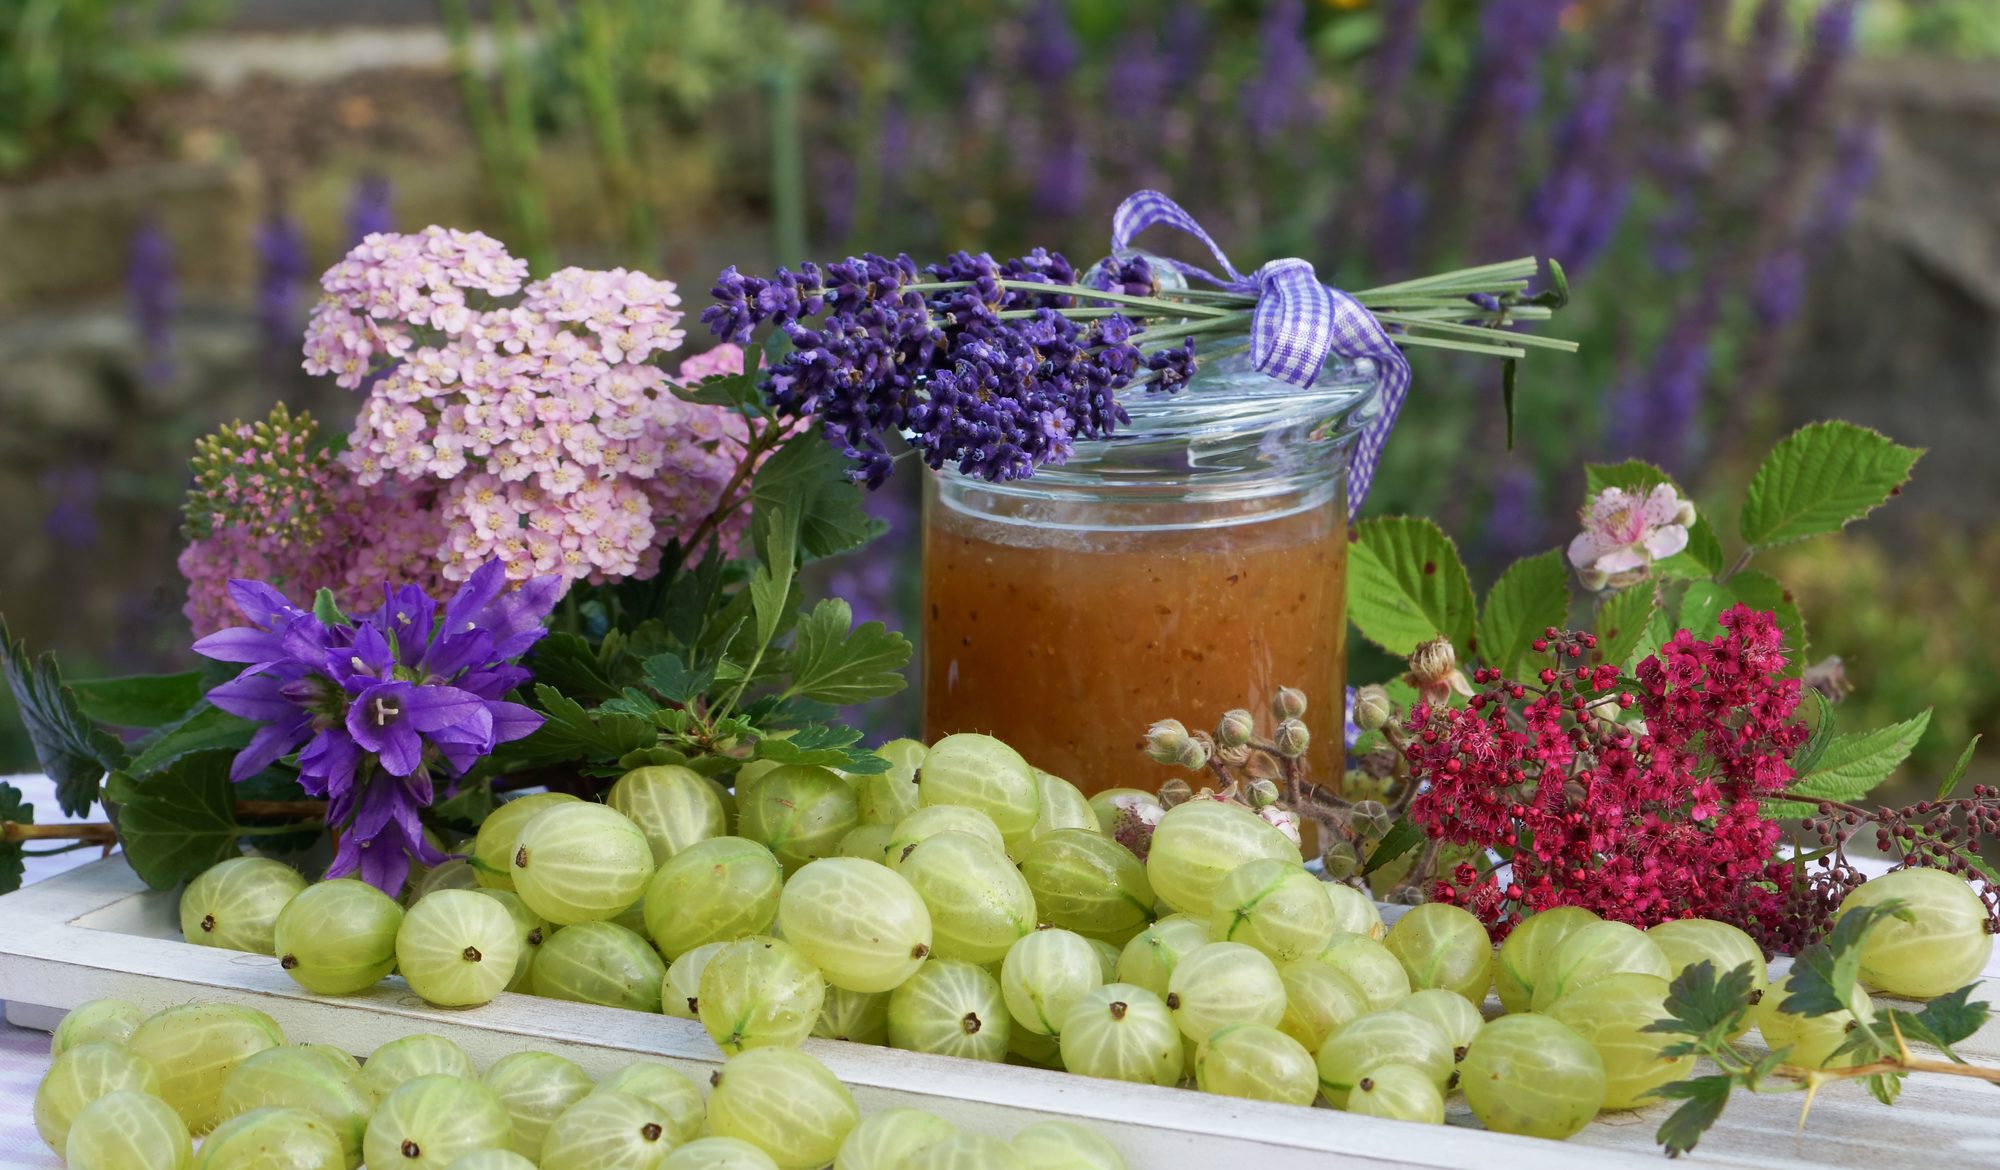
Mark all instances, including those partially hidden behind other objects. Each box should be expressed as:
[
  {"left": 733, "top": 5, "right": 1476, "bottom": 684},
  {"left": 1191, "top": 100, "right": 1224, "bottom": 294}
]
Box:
[
  {"left": 40, "top": 465, "right": 99, "bottom": 550},
  {"left": 126, "top": 218, "right": 176, "bottom": 387},
  {"left": 346, "top": 174, "right": 394, "bottom": 244},
  {"left": 1242, "top": 0, "right": 1314, "bottom": 147},
  {"left": 1163, "top": 0, "right": 1208, "bottom": 81},
  {"left": 1810, "top": 117, "right": 1880, "bottom": 240},
  {"left": 1526, "top": 2, "right": 1645, "bottom": 274},
  {"left": 1343, "top": 0, "right": 1423, "bottom": 267},
  {"left": 1482, "top": 464, "right": 1545, "bottom": 563},
  {"left": 255, "top": 211, "right": 308, "bottom": 357},
  {"left": 1034, "top": 133, "right": 1090, "bottom": 220},
  {"left": 1734, "top": 0, "right": 1793, "bottom": 138},
  {"left": 1025, "top": 0, "right": 1080, "bottom": 89},
  {"left": 1635, "top": 302, "right": 1719, "bottom": 473}
]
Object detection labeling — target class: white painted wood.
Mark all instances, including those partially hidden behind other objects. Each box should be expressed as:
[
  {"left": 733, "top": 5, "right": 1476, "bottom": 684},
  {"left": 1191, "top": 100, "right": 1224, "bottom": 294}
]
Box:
[{"left": 4, "top": 858, "right": 1999, "bottom": 1169}]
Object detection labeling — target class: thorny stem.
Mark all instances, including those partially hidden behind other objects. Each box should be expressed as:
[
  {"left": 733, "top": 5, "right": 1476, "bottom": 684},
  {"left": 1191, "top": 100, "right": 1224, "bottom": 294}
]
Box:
[{"left": 2, "top": 822, "right": 117, "bottom": 845}]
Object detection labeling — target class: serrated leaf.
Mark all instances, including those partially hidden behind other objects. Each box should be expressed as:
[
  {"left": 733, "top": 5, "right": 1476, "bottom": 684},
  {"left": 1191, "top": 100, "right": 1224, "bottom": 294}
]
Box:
[
  {"left": 510, "top": 684, "right": 658, "bottom": 765},
  {"left": 70, "top": 672, "right": 207, "bottom": 728},
  {"left": 1477, "top": 550, "right": 1569, "bottom": 678},
  {"left": 671, "top": 370, "right": 763, "bottom": 410},
  {"left": 642, "top": 653, "right": 715, "bottom": 705},
  {"left": 1645, "top": 959, "right": 1759, "bottom": 1041},
  {"left": 749, "top": 507, "right": 797, "bottom": 659},
  {"left": 0, "top": 614, "right": 128, "bottom": 815},
  {"left": 1889, "top": 985, "right": 1990, "bottom": 1056},
  {"left": 1784, "top": 899, "right": 1912, "bottom": 1022},
  {"left": 1593, "top": 584, "right": 1657, "bottom": 669},
  {"left": 751, "top": 436, "right": 883, "bottom": 563},
  {"left": 1739, "top": 421, "right": 1922, "bottom": 548},
  {"left": 0, "top": 781, "right": 31, "bottom": 895},
  {"left": 1793, "top": 689, "right": 1838, "bottom": 776},
  {"left": 1766, "top": 710, "right": 1931, "bottom": 819},
  {"left": 1347, "top": 517, "right": 1476, "bottom": 656},
  {"left": 1678, "top": 580, "right": 1733, "bottom": 636},
  {"left": 526, "top": 631, "right": 627, "bottom": 704},
  {"left": 1649, "top": 1073, "right": 1733, "bottom": 1157},
  {"left": 127, "top": 704, "right": 256, "bottom": 777},
  {"left": 1362, "top": 818, "right": 1425, "bottom": 875},
  {"left": 1584, "top": 458, "right": 1674, "bottom": 496},
  {"left": 1939, "top": 735, "right": 1981, "bottom": 801},
  {"left": 752, "top": 726, "right": 890, "bottom": 773},
  {"left": 1865, "top": 1071, "right": 1903, "bottom": 1106},
  {"left": 115, "top": 750, "right": 244, "bottom": 889},
  {"left": 781, "top": 599, "right": 912, "bottom": 706},
  {"left": 1656, "top": 513, "right": 1725, "bottom": 579}
]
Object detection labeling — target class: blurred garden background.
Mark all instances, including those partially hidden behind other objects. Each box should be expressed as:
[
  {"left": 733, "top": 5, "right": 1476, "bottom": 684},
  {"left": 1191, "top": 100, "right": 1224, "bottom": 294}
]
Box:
[{"left": 2, "top": 0, "right": 1997, "bottom": 803}]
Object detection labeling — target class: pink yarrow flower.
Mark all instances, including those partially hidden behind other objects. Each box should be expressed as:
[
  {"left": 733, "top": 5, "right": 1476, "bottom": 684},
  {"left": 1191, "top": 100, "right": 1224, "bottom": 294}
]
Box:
[{"left": 1567, "top": 483, "right": 1696, "bottom": 590}]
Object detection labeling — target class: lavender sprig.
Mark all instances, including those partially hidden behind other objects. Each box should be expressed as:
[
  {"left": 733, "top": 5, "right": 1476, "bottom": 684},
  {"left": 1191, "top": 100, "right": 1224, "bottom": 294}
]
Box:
[{"left": 705, "top": 249, "right": 1574, "bottom": 488}]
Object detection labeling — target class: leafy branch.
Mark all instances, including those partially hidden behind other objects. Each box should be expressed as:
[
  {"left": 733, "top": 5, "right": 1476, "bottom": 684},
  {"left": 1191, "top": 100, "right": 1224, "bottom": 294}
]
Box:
[{"left": 1643, "top": 899, "right": 1996, "bottom": 1157}]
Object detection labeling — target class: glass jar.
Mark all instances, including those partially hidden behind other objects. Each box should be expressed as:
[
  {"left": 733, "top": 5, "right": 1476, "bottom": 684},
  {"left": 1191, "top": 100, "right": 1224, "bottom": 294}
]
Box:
[{"left": 920, "top": 345, "right": 1385, "bottom": 796}]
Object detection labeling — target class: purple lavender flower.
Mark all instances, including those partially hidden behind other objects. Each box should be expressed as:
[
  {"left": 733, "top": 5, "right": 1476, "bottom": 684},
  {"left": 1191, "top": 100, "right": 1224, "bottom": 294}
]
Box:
[
  {"left": 126, "top": 218, "right": 176, "bottom": 386},
  {"left": 1025, "top": 0, "right": 1080, "bottom": 89},
  {"left": 1241, "top": 0, "right": 1313, "bottom": 147},
  {"left": 195, "top": 560, "right": 561, "bottom": 893},
  {"left": 255, "top": 212, "right": 308, "bottom": 356},
  {"left": 1809, "top": 117, "right": 1878, "bottom": 240},
  {"left": 346, "top": 174, "right": 394, "bottom": 244}
]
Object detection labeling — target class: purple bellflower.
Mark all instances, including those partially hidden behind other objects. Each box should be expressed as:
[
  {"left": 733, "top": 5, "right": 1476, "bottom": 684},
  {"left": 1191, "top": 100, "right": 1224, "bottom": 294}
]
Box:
[{"left": 195, "top": 559, "right": 562, "bottom": 893}]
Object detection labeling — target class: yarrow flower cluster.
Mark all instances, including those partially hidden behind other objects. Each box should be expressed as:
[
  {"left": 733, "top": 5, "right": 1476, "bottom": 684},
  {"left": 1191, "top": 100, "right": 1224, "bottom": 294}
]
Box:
[
  {"left": 178, "top": 406, "right": 449, "bottom": 636},
  {"left": 304, "top": 226, "right": 756, "bottom": 584},
  {"left": 1567, "top": 482, "right": 1696, "bottom": 590},
  {"left": 194, "top": 560, "right": 560, "bottom": 894},
  {"left": 702, "top": 249, "right": 1195, "bottom": 487},
  {"left": 1405, "top": 606, "right": 1808, "bottom": 936}
]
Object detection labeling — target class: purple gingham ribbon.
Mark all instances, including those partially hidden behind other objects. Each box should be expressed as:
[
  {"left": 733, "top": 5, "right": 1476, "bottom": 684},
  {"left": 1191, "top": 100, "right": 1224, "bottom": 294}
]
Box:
[{"left": 1111, "top": 189, "right": 1410, "bottom": 516}]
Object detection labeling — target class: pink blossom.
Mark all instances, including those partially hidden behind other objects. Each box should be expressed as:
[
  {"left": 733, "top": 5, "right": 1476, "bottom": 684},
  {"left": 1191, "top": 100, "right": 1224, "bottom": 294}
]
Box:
[{"left": 1566, "top": 483, "right": 1695, "bottom": 590}]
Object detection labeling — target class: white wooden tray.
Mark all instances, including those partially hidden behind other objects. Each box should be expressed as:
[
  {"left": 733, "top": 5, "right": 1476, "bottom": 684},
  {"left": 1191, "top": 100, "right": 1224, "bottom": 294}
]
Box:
[{"left": 4, "top": 858, "right": 1999, "bottom": 1170}]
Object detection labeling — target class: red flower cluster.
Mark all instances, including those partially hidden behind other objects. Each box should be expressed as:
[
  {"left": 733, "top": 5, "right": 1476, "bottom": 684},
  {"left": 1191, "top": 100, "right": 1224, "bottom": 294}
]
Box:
[{"left": 1405, "top": 605, "right": 1808, "bottom": 936}]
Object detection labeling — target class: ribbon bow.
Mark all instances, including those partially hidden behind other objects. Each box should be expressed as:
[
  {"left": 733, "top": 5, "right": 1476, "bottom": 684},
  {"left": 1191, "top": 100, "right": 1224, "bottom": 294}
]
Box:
[{"left": 1111, "top": 190, "right": 1410, "bottom": 517}]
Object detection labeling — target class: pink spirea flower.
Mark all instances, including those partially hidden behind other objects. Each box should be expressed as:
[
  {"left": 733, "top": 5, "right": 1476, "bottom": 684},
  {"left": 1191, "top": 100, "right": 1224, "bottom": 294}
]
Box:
[
  {"left": 304, "top": 229, "right": 758, "bottom": 585},
  {"left": 1404, "top": 607, "right": 1808, "bottom": 938},
  {"left": 1567, "top": 483, "right": 1694, "bottom": 590}
]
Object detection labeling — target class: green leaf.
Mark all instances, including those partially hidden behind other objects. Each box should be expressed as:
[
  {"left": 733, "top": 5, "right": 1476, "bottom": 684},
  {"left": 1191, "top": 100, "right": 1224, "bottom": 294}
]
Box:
[
  {"left": 1477, "top": 550, "right": 1569, "bottom": 679},
  {"left": 1939, "top": 735, "right": 1982, "bottom": 801},
  {"left": 312, "top": 588, "right": 352, "bottom": 628},
  {"left": 1792, "top": 689, "right": 1839, "bottom": 777},
  {"left": 752, "top": 726, "right": 891, "bottom": 774},
  {"left": 512, "top": 685, "right": 658, "bottom": 765},
  {"left": 642, "top": 653, "right": 715, "bottom": 706},
  {"left": 749, "top": 508, "right": 798, "bottom": 661},
  {"left": 0, "top": 613, "right": 128, "bottom": 815},
  {"left": 526, "top": 632, "right": 628, "bottom": 704},
  {"left": 1362, "top": 818, "right": 1425, "bottom": 875},
  {"left": 1644, "top": 960, "right": 1760, "bottom": 1042},
  {"left": 1501, "top": 360, "right": 1517, "bottom": 450},
  {"left": 671, "top": 370, "right": 763, "bottom": 410},
  {"left": 0, "top": 781, "right": 31, "bottom": 895},
  {"left": 1766, "top": 709, "right": 1931, "bottom": 819},
  {"left": 1584, "top": 458, "right": 1673, "bottom": 495},
  {"left": 781, "top": 599, "right": 913, "bottom": 706},
  {"left": 1656, "top": 513, "right": 1725, "bottom": 579},
  {"left": 1649, "top": 1074, "right": 1734, "bottom": 1158},
  {"left": 751, "top": 437, "right": 883, "bottom": 563},
  {"left": 1592, "top": 583, "right": 1658, "bottom": 669},
  {"left": 1783, "top": 899, "right": 1913, "bottom": 1021},
  {"left": 429, "top": 779, "right": 496, "bottom": 831},
  {"left": 1346, "top": 517, "right": 1476, "bottom": 656},
  {"left": 69, "top": 672, "right": 207, "bottom": 729},
  {"left": 1888, "top": 985, "right": 1991, "bottom": 1057},
  {"left": 114, "top": 750, "right": 244, "bottom": 889},
  {"left": 127, "top": 704, "right": 256, "bottom": 778},
  {"left": 1677, "top": 580, "right": 1733, "bottom": 637},
  {"left": 1738, "top": 422, "right": 1922, "bottom": 548}
]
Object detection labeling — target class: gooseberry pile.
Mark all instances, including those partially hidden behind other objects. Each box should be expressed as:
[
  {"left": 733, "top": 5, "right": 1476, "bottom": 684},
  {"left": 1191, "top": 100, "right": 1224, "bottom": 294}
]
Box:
[
  {"left": 157, "top": 732, "right": 1995, "bottom": 1154},
  {"left": 34, "top": 996, "right": 1120, "bottom": 1170}
]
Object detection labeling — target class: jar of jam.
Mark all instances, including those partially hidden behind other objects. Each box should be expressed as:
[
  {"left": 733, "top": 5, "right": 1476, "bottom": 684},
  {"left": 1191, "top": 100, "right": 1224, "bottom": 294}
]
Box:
[{"left": 920, "top": 346, "right": 1385, "bottom": 796}]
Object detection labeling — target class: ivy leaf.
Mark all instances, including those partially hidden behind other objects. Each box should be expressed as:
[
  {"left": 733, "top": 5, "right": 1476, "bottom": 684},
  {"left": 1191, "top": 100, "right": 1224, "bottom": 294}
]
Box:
[
  {"left": 641, "top": 653, "right": 715, "bottom": 706},
  {"left": 1347, "top": 517, "right": 1476, "bottom": 656},
  {"left": 1938, "top": 735, "right": 1981, "bottom": 801},
  {"left": 1592, "top": 583, "right": 1657, "bottom": 669},
  {"left": 1784, "top": 899, "right": 1912, "bottom": 1021},
  {"left": 69, "top": 672, "right": 207, "bottom": 729},
  {"left": 751, "top": 437, "right": 883, "bottom": 563},
  {"left": 0, "top": 613, "right": 128, "bottom": 815},
  {"left": 511, "top": 685, "right": 657, "bottom": 765},
  {"left": 1886, "top": 985, "right": 1991, "bottom": 1059},
  {"left": 1649, "top": 1073, "right": 1734, "bottom": 1158},
  {"left": 780, "top": 599, "right": 912, "bottom": 706},
  {"left": 1739, "top": 422, "right": 1922, "bottom": 548},
  {"left": 127, "top": 704, "right": 256, "bottom": 778},
  {"left": 1362, "top": 818, "right": 1425, "bottom": 875},
  {"left": 0, "top": 780, "right": 31, "bottom": 895},
  {"left": 1765, "top": 709, "right": 1931, "bottom": 819},
  {"left": 115, "top": 750, "right": 244, "bottom": 889},
  {"left": 1477, "top": 550, "right": 1568, "bottom": 679}
]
